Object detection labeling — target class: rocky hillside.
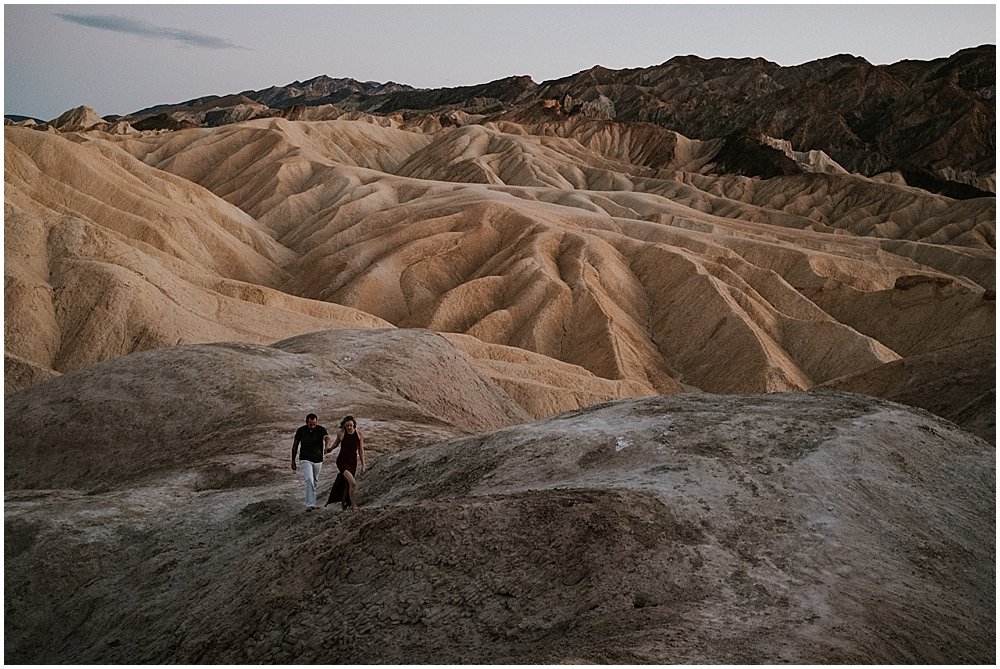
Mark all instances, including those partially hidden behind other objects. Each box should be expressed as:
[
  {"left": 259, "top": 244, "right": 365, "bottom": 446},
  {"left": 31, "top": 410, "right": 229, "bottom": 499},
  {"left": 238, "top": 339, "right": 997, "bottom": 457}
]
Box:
[
  {"left": 529, "top": 48, "right": 995, "bottom": 195},
  {"left": 5, "top": 336, "right": 994, "bottom": 663}
]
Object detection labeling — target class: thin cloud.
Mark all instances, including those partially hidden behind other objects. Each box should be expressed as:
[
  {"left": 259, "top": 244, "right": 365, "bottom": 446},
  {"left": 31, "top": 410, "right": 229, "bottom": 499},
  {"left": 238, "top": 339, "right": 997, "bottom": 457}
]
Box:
[{"left": 57, "top": 13, "right": 251, "bottom": 50}]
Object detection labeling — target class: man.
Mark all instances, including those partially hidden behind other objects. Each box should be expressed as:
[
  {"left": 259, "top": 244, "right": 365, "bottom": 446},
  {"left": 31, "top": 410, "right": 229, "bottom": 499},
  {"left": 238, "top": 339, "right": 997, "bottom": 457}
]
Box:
[{"left": 291, "top": 413, "right": 331, "bottom": 511}]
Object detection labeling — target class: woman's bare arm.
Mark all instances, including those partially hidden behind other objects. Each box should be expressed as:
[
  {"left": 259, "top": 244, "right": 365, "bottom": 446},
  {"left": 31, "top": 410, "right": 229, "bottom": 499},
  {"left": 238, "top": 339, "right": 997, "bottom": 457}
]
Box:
[
  {"left": 358, "top": 429, "right": 366, "bottom": 472},
  {"left": 326, "top": 430, "right": 343, "bottom": 455}
]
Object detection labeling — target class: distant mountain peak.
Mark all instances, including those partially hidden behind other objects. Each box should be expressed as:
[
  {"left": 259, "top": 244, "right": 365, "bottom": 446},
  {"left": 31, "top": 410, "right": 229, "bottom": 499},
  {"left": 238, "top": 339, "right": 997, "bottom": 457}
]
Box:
[{"left": 49, "top": 105, "right": 105, "bottom": 130}]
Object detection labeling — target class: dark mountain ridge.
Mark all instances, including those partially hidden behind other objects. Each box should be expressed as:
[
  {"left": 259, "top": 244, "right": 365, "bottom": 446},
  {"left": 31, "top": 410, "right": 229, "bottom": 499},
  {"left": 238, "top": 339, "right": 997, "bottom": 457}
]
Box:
[
  {"left": 243, "top": 74, "right": 417, "bottom": 108},
  {"left": 12, "top": 46, "right": 994, "bottom": 197},
  {"left": 529, "top": 46, "right": 994, "bottom": 194},
  {"left": 342, "top": 75, "right": 538, "bottom": 115}
]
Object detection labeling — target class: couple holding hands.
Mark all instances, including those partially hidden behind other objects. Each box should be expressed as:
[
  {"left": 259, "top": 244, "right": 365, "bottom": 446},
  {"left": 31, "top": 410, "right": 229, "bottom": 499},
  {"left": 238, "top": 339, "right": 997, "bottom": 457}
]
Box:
[{"left": 291, "top": 414, "right": 365, "bottom": 511}]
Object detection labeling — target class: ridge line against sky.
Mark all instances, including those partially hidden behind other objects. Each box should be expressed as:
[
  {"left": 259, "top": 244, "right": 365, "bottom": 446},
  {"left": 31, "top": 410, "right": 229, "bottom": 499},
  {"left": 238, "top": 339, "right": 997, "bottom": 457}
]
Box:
[{"left": 4, "top": 3, "right": 997, "bottom": 120}]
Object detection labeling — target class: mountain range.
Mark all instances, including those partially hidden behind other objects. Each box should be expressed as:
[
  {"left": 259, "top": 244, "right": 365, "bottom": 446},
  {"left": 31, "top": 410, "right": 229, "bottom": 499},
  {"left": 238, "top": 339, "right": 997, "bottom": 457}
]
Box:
[{"left": 17, "top": 44, "right": 993, "bottom": 198}]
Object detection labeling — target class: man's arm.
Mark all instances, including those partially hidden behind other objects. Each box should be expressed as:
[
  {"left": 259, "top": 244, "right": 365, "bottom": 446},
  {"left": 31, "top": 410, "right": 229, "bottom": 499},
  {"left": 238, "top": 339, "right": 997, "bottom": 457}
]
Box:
[{"left": 291, "top": 433, "right": 300, "bottom": 470}]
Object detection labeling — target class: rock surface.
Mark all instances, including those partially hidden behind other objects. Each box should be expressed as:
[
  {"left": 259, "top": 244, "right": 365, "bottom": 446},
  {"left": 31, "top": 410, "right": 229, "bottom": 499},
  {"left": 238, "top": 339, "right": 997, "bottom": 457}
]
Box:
[{"left": 5, "top": 351, "right": 995, "bottom": 663}]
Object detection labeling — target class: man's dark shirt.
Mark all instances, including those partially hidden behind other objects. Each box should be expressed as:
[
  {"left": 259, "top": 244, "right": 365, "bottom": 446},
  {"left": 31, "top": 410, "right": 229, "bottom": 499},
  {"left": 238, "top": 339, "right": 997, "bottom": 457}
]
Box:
[{"left": 294, "top": 425, "right": 328, "bottom": 463}]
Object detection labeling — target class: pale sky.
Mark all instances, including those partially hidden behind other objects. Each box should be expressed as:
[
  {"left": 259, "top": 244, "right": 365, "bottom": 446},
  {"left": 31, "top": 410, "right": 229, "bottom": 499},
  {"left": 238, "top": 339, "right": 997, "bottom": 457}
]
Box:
[{"left": 4, "top": 3, "right": 996, "bottom": 121}]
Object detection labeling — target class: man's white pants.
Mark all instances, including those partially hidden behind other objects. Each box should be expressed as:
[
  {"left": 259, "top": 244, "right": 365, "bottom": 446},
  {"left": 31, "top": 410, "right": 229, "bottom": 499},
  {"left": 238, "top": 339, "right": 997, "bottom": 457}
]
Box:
[{"left": 300, "top": 460, "right": 323, "bottom": 508}]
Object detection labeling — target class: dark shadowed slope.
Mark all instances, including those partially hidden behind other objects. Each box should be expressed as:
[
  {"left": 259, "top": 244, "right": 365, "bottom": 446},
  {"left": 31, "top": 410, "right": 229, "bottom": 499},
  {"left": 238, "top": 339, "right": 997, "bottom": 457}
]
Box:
[{"left": 5, "top": 371, "right": 994, "bottom": 663}]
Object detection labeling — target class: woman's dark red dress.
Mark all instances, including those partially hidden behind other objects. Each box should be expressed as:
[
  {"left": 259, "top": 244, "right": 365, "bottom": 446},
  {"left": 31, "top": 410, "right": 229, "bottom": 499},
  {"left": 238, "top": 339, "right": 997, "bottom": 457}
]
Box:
[{"left": 326, "top": 431, "right": 360, "bottom": 506}]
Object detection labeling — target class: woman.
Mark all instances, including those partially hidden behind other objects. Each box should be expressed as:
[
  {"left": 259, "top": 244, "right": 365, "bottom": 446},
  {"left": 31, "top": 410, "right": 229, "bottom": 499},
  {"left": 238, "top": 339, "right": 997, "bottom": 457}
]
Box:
[{"left": 325, "top": 415, "right": 365, "bottom": 510}]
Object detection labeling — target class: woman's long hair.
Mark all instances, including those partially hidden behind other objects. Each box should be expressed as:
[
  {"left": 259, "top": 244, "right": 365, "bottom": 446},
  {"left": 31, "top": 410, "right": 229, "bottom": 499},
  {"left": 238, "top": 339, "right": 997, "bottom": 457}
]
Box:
[{"left": 340, "top": 415, "right": 356, "bottom": 430}]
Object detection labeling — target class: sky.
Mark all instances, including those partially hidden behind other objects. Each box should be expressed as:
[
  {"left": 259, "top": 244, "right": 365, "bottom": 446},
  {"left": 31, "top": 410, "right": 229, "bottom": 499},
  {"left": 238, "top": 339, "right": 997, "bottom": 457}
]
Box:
[{"left": 4, "top": 3, "right": 996, "bottom": 121}]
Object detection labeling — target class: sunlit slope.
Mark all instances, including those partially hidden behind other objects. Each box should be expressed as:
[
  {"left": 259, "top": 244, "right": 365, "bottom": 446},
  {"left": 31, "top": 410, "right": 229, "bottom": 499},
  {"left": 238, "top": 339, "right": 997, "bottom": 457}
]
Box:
[
  {"left": 117, "top": 118, "right": 434, "bottom": 239},
  {"left": 4, "top": 126, "right": 391, "bottom": 380},
  {"left": 4, "top": 123, "right": 659, "bottom": 415},
  {"left": 441, "top": 332, "right": 656, "bottom": 420},
  {"left": 112, "top": 118, "right": 995, "bottom": 395},
  {"left": 3, "top": 328, "right": 530, "bottom": 492},
  {"left": 8, "top": 117, "right": 994, "bottom": 405}
]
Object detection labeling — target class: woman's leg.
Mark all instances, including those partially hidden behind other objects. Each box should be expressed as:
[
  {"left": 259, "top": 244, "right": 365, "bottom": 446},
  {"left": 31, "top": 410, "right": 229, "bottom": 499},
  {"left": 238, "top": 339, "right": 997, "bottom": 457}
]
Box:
[{"left": 343, "top": 470, "right": 358, "bottom": 509}]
